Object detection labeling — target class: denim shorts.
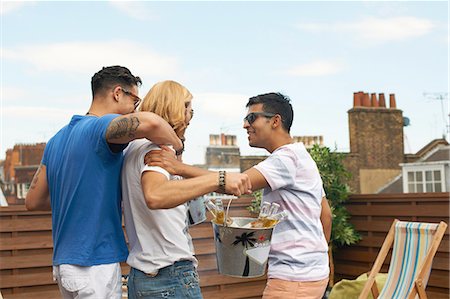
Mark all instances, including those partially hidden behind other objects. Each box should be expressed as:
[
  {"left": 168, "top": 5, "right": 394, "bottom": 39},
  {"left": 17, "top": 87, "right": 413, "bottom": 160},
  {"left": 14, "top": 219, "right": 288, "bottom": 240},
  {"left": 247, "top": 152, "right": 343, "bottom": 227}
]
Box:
[{"left": 128, "top": 260, "right": 203, "bottom": 299}]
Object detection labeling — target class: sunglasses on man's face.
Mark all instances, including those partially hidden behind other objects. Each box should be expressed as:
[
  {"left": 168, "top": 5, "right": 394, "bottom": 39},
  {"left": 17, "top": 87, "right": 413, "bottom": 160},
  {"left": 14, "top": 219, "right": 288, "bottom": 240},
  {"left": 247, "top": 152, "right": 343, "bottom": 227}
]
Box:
[
  {"left": 243, "top": 112, "right": 276, "bottom": 125},
  {"left": 121, "top": 87, "right": 142, "bottom": 109}
]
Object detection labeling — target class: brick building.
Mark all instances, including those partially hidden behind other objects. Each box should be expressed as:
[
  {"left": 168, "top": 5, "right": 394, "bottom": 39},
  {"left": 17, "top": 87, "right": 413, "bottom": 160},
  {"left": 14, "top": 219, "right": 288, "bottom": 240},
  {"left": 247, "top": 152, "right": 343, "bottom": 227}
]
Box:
[
  {"left": 2, "top": 143, "right": 45, "bottom": 204},
  {"left": 343, "top": 92, "right": 405, "bottom": 193},
  {"left": 205, "top": 134, "right": 241, "bottom": 172}
]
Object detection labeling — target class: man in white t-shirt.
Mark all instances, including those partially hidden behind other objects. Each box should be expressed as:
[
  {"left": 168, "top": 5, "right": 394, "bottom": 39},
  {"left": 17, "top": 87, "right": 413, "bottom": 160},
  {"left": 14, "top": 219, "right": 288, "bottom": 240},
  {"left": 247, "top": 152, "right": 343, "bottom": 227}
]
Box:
[
  {"left": 146, "top": 92, "right": 332, "bottom": 299},
  {"left": 241, "top": 93, "right": 331, "bottom": 298}
]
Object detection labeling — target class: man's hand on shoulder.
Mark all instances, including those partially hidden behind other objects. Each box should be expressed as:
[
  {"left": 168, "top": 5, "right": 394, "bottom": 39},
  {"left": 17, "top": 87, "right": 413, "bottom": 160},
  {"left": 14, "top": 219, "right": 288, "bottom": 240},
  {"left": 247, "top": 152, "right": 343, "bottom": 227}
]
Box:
[{"left": 144, "top": 145, "right": 181, "bottom": 175}]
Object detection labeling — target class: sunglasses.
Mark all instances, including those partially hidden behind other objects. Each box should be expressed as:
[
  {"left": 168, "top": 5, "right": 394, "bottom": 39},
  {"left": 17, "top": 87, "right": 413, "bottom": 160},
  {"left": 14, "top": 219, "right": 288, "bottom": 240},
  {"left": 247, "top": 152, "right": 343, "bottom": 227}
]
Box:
[
  {"left": 121, "top": 87, "right": 142, "bottom": 109},
  {"left": 185, "top": 102, "right": 194, "bottom": 118},
  {"left": 243, "top": 112, "right": 276, "bottom": 124}
]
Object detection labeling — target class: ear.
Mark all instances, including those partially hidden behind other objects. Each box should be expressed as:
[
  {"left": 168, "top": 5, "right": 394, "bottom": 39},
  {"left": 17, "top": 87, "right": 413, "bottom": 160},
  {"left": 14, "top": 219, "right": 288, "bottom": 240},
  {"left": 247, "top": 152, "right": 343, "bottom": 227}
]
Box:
[
  {"left": 112, "top": 86, "right": 121, "bottom": 102},
  {"left": 272, "top": 114, "right": 282, "bottom": 129}
]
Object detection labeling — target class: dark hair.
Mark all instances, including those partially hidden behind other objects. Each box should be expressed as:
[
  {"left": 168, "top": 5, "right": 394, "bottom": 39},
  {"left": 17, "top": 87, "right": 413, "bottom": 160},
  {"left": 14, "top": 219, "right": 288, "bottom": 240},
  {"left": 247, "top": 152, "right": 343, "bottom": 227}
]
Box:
[
  {"left": 246, "top": 92, "right": 294, "bottom": 133},
  {"left": 91, "top": 66, "right": 142, "bottom": 97}
]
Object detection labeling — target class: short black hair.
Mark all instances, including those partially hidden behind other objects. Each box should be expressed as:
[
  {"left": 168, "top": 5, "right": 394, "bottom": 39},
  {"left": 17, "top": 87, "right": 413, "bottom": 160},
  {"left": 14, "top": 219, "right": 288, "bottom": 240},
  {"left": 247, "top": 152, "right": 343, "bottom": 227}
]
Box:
[
  {"left": 246, "top": 92, "right": 294, "bottom": 133},
  {"left": 91, "top": 66, "right": 142, "bottom": 97}
]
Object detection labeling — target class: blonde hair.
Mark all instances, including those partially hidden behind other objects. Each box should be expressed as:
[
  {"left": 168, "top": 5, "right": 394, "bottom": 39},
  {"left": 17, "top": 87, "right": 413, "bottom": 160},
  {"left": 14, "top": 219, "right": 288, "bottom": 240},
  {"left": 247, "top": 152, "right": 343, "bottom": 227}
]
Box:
[{"left": 140, "top": 80, "right": 193, "bottom": 138}]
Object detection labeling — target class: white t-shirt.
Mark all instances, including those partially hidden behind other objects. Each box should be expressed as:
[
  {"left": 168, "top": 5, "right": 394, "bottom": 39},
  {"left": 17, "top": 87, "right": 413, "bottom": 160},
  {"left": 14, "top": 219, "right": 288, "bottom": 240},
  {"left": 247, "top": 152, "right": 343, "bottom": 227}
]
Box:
[
  {"left": 254, "top": 142, "right": 329, "bottom": 281},
  {"left": 121, "top": 139, "right": 197, "bottom": 274}
]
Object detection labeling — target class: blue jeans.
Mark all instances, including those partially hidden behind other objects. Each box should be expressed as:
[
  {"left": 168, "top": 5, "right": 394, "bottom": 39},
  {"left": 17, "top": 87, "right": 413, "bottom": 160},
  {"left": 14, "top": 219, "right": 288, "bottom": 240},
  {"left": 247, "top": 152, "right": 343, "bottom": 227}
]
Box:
[{"left": 128, "top": 260, "right": 203, "bottom": 299}]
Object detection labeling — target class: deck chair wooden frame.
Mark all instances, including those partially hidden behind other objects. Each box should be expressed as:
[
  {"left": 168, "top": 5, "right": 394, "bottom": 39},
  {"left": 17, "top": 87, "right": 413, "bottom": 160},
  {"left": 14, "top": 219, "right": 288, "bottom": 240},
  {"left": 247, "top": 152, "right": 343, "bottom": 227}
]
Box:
[{"left": 359, "top": 219, "right": 447, "bottom": 299}]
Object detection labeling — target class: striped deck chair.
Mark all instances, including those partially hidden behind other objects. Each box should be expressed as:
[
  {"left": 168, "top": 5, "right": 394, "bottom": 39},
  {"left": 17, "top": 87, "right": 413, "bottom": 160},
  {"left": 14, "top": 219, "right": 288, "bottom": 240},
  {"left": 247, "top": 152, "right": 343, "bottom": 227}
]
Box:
[{"left": 359, "top": 219, "right": 447, "bottom": 299}]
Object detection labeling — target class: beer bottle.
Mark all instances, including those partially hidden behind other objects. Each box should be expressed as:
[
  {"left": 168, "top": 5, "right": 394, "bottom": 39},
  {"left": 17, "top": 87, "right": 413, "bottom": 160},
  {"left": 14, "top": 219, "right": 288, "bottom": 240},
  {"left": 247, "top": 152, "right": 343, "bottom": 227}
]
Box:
[
  {"left": 204, "top": 200, "right": 217, "bottom": 218},
  {"left": 250, "top": 202, "right": 280, "bottom": 228},
  {"left": 258, "top": 202, "right": 271, "bottom": 219},
  {"left": 214, "top": 199, "right": 233, "bottom": 225},
  {"left": 262, "top": 210, "right": 288, "bottom": 228},
  {"left": 268, "top": 202, "right": 280, "bottom": 216}
]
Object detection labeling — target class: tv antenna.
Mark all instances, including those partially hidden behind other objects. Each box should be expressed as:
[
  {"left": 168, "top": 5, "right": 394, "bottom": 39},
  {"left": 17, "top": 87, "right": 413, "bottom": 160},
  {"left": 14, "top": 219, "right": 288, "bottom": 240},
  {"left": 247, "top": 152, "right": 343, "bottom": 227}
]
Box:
[{"left": 423, "top": 92, "right": 449, "bottom": 141}]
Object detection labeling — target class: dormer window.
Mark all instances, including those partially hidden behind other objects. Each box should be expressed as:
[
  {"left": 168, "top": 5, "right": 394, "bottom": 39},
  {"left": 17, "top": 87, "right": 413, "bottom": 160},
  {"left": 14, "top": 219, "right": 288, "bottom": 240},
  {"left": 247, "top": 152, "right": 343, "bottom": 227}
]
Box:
[{"left": 403, "top": 164, "right": 446, "bottom": 193}]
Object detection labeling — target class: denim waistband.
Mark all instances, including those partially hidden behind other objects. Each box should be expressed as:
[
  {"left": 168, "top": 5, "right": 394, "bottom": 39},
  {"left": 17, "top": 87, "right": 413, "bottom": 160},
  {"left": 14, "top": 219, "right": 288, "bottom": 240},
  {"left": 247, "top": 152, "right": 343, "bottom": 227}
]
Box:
[{"left": 135, "top": 260, "right": 194, "bottom": 277}]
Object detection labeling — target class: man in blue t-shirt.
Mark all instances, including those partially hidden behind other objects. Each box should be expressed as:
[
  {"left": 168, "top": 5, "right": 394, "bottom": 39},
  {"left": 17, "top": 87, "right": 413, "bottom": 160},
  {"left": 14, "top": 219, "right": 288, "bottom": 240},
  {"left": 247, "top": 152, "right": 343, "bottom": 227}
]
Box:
[{"left": 25, "top": 66, "right": 183, "bottom": 298}]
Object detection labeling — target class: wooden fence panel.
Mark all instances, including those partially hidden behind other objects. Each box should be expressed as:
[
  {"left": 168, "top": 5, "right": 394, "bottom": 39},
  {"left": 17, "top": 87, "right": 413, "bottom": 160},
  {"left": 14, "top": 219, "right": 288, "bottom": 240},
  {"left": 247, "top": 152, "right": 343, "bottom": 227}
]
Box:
[
  {"left": 334, "top": 192, "right": 450, "bottom": 299},
  {"left": 0, "top": 196, "right": 265, "bottom": 299},
  {"left": 1, "top": 193, "right": 448, "bottom": 298}
]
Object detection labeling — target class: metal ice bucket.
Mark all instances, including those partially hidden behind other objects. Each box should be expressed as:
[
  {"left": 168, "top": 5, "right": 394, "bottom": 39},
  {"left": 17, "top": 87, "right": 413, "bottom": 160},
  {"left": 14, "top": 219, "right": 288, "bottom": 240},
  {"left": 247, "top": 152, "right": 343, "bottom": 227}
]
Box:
[{"left": 212, "top": 217, "right": 274, "bottom": 278}]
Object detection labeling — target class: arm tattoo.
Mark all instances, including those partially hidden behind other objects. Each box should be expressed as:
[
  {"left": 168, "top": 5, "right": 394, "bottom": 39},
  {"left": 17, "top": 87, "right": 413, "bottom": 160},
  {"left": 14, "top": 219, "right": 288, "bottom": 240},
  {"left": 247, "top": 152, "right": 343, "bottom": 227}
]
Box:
[
  {"left": 106, "top": 116, "right": 140, "bottom": 140},
  {"left": 30, "top": 165, "right": 42, "bottom": 190}
]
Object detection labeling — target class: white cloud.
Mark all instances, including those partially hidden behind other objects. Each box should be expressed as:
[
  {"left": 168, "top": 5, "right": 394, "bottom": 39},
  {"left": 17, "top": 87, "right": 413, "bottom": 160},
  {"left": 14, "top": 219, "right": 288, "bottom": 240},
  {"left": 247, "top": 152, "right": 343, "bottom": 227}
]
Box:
[
  {"left": 1, "top": 41, "right": 179, "bottom": 78},
  {"left": 1, "top": 86, "right": 27, "bottom": 101},
  {"left": 0, "top": 1, "right": 31, "bottom": 15},
  {"left": 109, "top": 1, "right": 156, "bottom": 21},
  {"left": 286, "top": 60, "right": 344, "bottom": 77},
  {"left": 194, "top": 92, "right": 249, "bottom": 121},
  {"left": 296, "top": 16, "right": 435, "bottom": 45},
  {"left": 2, "top": 106, "right": 74, "bottom": 119}
]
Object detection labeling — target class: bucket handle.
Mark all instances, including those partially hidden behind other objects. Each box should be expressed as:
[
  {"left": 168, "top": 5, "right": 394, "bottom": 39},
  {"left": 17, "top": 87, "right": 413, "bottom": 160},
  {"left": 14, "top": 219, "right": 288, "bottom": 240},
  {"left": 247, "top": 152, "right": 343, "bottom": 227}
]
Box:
[{"left": 224, "top": 198, "right": 233, "bottom": 227}]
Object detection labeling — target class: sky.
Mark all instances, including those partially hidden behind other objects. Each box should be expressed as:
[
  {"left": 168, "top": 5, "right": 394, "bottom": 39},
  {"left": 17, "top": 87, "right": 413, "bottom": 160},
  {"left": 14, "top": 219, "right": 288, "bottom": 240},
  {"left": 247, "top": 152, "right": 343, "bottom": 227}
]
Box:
[{"left": 1, "top": 1, "right": 448, "bottom": 165}]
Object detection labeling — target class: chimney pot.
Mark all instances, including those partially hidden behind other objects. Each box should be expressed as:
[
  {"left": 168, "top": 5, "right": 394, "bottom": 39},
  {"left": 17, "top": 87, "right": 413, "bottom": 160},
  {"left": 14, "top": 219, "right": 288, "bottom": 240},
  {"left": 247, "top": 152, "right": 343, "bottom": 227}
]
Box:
[
  {"left": 362, "top": 93, "right": 371, "bottom": 107},
  {"left": 389, "top": 94, "right": 396, "bottom": 109},
  {"left": 353, "top": 92, "right": 361, "bottom": 107},
  {"left": 379, "top": 93, "right": 386, "bottom": 108},
  {"left": 371, "top": 93, "right": 379, "bottom": 107}
]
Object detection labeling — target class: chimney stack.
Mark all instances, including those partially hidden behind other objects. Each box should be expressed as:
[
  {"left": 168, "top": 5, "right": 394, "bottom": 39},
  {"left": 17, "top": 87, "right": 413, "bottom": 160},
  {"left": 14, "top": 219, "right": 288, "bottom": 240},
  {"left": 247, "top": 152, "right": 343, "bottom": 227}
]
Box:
[{"left": 389, "top": 94, "right": 396, "bottom": 109}]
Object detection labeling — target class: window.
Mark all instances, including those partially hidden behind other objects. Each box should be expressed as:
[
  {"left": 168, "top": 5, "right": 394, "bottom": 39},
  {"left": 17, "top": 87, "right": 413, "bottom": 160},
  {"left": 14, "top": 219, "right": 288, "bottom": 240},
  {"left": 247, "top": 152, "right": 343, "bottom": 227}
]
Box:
[{"left": 405, "top": 168, "right": 444, "bottom": 193}]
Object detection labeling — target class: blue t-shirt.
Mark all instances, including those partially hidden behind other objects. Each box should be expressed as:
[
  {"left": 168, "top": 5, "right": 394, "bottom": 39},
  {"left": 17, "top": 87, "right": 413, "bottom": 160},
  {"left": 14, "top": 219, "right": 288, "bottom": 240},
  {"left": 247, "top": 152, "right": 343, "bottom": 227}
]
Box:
[{"left": 42, "top": 114, "right": 128, "bottom": 266}]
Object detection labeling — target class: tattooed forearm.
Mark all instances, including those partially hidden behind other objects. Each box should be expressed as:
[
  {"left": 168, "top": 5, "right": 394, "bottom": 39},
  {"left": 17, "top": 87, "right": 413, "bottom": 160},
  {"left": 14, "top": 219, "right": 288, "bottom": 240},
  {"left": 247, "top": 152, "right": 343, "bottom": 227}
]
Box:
[
  {"left": 106, "top": 116, "right": 140, "bottom": 140},
  {"left": 30, "top": 165, "right": 42, "bottom": 190}
]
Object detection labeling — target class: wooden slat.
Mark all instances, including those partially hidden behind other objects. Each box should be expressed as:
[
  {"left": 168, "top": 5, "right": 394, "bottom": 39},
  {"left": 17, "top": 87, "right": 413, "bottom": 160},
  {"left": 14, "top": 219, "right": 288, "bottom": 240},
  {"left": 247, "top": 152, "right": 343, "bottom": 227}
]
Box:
[
  {"left": 199, "top": 270, "right": 266, "bottom": 288},
  {"left": 0, "top": 253, "right": 52, "bottom": 270},
  {"left": 202, "top": 280, "right": 266, "bottom": 299},
  {"left": 0, "top": 218, "right": 52, "bottom": 233},
  {"left": 334, "top": 249, "right": 449, "bottom": 271},
  {"left": 348, "top": 192, "right": 449, "bottom": 202},
  {"left": 193, "top": 238, "right": 216, "bottom": 256},
  {"left": 0, "top": 272, "right": 55, "bottom": 288},
  {"left": 189, "top": 223, "right": 215, "bottom": 239},
  {"left": 347, "top": 204, "right": 449, "bottom": 217},
  {"left": 0, "top": 235, "right": 53, "bottom": 251},
  {"left": 197, "top": 254, "right": 219, "bottom": 272},
  {"left": 3, "top": 289, "right": 60, "bottom": 299}
]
